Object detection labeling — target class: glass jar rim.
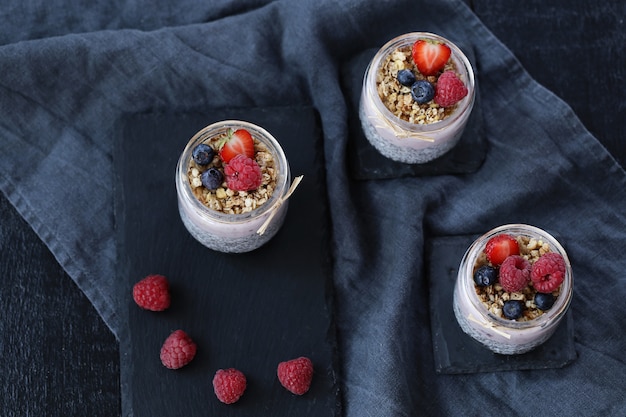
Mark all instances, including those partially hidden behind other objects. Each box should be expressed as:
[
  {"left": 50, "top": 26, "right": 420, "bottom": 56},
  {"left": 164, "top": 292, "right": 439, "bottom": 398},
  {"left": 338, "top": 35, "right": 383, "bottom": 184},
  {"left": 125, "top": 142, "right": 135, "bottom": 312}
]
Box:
[
  {"left": 175, "top": 120, "right": 290, "bottom": 225},
  {"left": 364, "top": 31, "right": 476, "bottom": 136},
  {"left": 460, "top": 224, "right": 573, "bottom": 330}
]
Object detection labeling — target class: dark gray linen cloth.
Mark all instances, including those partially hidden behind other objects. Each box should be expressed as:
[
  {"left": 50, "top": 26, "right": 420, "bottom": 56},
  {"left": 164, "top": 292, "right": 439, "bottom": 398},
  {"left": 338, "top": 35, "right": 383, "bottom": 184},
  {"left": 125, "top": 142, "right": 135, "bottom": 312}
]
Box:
[{"left": 1, "top": 1, "right": 625, "bottom": 416}]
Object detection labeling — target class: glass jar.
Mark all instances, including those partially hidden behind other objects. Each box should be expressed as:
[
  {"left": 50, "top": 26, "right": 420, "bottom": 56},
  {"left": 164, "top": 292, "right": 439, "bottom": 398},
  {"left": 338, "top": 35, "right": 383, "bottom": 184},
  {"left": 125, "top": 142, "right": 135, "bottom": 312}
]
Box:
[
  {"left": 453, "top": 224, "right": 573, "bottom": 355},
  {"left": 359, "top": 32, "right": 475, "bottom": 164},
  {"left": 175, "top": 120, "right": 291, "bottom": 253}
]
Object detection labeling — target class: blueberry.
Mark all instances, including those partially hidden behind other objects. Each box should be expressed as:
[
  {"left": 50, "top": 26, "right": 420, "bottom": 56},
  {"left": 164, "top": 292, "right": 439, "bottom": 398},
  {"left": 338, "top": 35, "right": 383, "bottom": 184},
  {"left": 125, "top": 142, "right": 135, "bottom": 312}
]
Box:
[
  {"left": 410, "top": 80, "right": 435, "bottom": 104},
  {"left": 473, "top": 265, "right": 498, "bottom": 287},
  {"left": 397, "top": 69, "right": 416, "bottom": 87},
  {"left": 192, "top": 143, "right": 214, "bottom": 166},
  {"left": 201, "top": 167, "right": 223, "bottom": 190},
  {"left": 534, "top": 292, "right": 555, "bottom": 310},
  {"left": 502, "top": 300, "right": 524, "bottom": 320}
]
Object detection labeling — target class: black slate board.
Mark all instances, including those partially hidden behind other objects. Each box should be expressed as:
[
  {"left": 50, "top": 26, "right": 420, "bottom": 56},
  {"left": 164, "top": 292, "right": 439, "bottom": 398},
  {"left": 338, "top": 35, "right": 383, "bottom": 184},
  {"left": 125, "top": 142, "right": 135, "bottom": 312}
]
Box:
[
  {"left": 114, "top": 108, "right": 339, "bottom": 416},
  {"left": 426, "top": 235, "right": 577, "bottom": 374},
  {"left": 341, "top": 46, "right": 487, "bottom": 180}
]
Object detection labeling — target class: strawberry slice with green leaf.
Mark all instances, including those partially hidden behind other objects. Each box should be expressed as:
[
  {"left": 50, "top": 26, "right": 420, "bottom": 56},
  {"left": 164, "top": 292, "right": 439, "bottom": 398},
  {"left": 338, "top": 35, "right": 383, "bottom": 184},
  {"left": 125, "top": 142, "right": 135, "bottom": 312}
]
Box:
[
  {"left": 217, "top": 128, "right": 255, "bottom": 163},
  {"left": 484, "top": 234, "right": 520, "bottom": 266},
  {"left": 411, "top": 39, "right": 451, "bottom": 76}
]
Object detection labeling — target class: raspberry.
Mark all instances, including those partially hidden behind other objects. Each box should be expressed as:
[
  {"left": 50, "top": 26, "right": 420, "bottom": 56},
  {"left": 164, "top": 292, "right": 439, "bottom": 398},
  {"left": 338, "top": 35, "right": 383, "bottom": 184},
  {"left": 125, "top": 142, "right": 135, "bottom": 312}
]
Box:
[
  {"left": 213, "top": 368, "right": 247, "bottom": 404},
  {"left": 160, "top": 330, "right": 197, "bottom": 369},
  {"left": 531, "top": 252, "right": 566, "bottom": 293},
  {"left": 499, "top": 255, "right": 531, "bottom": 293},
  {"left": 132, "top": 274, "right": 170, "bottom": 311},
  {"left": 277, "top": 356, "right": 313, "bottom": 395},
  {"left": 434, "top": 70, "right": 468, "bottom": 107},
  {"left": 224, "top": 154, "right": 262, "bottom": 191}
]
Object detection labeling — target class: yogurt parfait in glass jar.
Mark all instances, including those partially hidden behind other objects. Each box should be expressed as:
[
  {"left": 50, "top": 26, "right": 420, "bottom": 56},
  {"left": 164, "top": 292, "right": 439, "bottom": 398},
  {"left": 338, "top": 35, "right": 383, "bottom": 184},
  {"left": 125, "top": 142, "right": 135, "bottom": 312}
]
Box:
[
  {"left": 359, "top": 32, "right": 475, "bottom": 164},
  {"left": 453, "top": 224, "right": 573, "bottom": 355},
  {"left": 176, "top": 120, "right": 300, "bottom": 253}
]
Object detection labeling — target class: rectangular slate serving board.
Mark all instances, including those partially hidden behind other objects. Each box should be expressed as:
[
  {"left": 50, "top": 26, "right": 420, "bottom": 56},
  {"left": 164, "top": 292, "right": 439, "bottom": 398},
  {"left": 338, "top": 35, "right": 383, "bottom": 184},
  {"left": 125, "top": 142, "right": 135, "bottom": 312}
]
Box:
[{"left": 114, "top": 107, "right": 339, "bottom": 416}]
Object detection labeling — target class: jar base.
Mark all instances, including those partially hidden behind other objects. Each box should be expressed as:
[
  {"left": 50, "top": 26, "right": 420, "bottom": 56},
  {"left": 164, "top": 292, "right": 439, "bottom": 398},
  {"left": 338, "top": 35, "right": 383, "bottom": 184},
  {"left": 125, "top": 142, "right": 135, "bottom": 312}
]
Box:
[
  {"left": 178, "top": 203, "right": 287, "bottom": 253},
  {"left": 359, "top": 101, "right": 460, "bottom": 164},
  {"left": 453, "top": 295, "right": 556, "bottom": 355}
]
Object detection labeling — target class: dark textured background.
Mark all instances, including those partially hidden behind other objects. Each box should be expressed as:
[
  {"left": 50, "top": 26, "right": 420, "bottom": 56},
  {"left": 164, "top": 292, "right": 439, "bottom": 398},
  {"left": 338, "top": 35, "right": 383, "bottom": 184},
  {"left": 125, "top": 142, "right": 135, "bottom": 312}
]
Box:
[
  {"left": 1, "top": 1, "right": 623, "bottom": 415},
  {"left": 472, "top": 1, "right": 625, "bottom": 166}
]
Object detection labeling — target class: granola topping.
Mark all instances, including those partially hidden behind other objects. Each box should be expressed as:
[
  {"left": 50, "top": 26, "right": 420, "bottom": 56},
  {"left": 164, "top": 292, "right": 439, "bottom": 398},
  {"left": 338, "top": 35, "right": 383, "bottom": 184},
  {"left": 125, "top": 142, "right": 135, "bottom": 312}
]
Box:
[
  {"left": 376, "top": 45, "right": 458, "bottom": 124},
  {"left": 473, "top": 235, "right": 561, "bottom": 322},
  {"left": 187, "top": 134, "right": 277, "bottom": 215}
]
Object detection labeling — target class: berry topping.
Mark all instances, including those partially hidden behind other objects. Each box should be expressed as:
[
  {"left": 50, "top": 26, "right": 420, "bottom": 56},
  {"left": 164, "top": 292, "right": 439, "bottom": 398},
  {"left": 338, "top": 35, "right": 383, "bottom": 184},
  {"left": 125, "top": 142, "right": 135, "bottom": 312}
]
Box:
[
  {"left": 132, "top": 274, "right": 170, "bottom": 311},
  {"left": 410, "top": 80, "right": 435, "bottom": 104},
  {"left": 160, "top": 330, "right": 197, "bottom": 369},
  {"left": 411, "top": 39, "right": 451, "bottom": 76},
  {"left": 502, "top": 300, "right": 524, "bottom": 320},
  {"left": 531, "top": 252, "right": 566, "bottom": 293},
  {"left": 224, "top": 154, "right": 262, "bottom": 191},
  {"left": 473, "top": 265, "right": 498, "bottom": 287},
  {"left": 534, "top": 292, "right": 556, "bottom": 311},
  {"left": 434, "top": 70, "right": 468, "bottom": 107},
  {"left": 201, "top": 167, "right": 224, "bottom": 190},
  {"left": 277, "top": 357, "right": 314, "bottom": 395},
  {"left": 213, "top": 368, "right": 247, "bottom": 404},
  {"left": 218, "top": 128, "right": 255, "bottom": 163},
  {"left": 192, "top": 143, "right": 215, "bottom": 166},
  {"left": 499, "top": 255, "right": 531, "bottom": 293},
  {"left": 484, "top": 234, "right": 520, "bottom": 266},
  {"left": 397, "top": 69, "right": 416, "bottom": 87}
]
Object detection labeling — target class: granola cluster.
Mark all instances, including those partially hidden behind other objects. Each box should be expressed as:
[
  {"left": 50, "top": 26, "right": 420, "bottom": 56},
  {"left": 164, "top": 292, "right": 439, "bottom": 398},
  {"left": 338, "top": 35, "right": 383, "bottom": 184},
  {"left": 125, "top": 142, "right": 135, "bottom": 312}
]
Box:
[
  {"left": 376, "top": 46, "right": 457, "bottom": 124},
  {"left": 187, "top": 135, "right": 277, "bottom": 214},
  {"left": 473, "top": 236, "right": 560, "bottom": 321}
]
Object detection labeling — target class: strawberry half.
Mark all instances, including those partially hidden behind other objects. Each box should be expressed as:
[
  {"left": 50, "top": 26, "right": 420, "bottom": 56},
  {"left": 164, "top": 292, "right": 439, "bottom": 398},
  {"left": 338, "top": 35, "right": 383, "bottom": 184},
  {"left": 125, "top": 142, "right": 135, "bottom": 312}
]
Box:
[
  {"left": 484, "top": 234, "right": 520, "bottom": 266},
  {"left": 411, "top": 39, "right": 451, "bottom": 76},
  {"left": 218, "top": 128, "right": 255, "bottom": 163}
]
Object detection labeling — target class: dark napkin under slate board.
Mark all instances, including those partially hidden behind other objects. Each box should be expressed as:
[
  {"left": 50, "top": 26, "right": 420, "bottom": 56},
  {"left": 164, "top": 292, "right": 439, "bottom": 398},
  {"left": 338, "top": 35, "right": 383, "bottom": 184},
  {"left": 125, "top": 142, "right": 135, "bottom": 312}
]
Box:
[
  {"left": 114, "top": 107, "right": 339, "bottom": 416},
  {"left": 341, "top": 46, "right": 487, "bottom": 180},
  {"left": 426, "top": 235, "right": 577, "bottom": 374}
]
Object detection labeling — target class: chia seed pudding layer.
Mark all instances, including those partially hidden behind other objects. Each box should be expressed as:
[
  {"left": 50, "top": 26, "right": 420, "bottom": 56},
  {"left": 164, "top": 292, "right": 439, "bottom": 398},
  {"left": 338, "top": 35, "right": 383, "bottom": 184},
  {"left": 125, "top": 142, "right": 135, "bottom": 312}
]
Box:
[
  {"left": 359, "top": 100, "right": 460, "bottom": 163},
  {"left": 178, "top": 198, "right": 288, "bottom": 253},
  {"left": 452, "top": 300, "right": 553, "bottom": 355}
]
